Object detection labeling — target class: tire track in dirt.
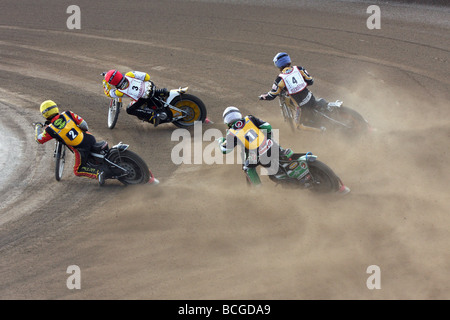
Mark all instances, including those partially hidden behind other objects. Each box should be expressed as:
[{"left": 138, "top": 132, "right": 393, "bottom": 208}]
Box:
[{"left": 1, "top": 25, "right": 448, "bottom": 87}]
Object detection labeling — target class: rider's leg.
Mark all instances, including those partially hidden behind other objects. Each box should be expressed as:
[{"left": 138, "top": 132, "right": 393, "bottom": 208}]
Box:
[
  {"left": 71, "top": 135, "right": 99, "bottom": 180},
  {"left": 295, "top": 96, "right": 326, "bottom": 132},
  {"left": 126, "top": 98, "right": 153, "bottom": 118},
  {"left": 126, "top": 98, "right": 161, "bottom": 126},
  {"left": 314, "top": 97, "right": 328, "bottom": 110},
  {"left": 243, "top": 160, "right": 261, "bottom": 186},
  {"left": 72, "top": 148, "right": 99, "bottom": 179},
  {"left": 244, "top": 167, "right": 261, "bottom": 186}
]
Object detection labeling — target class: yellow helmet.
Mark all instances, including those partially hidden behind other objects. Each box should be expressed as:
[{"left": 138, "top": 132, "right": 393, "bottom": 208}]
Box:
[{"left": 40, "top": 100, "right": 59, "bottom": 119}]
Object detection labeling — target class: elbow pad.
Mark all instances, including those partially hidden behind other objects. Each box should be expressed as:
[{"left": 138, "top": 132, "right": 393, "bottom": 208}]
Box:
[
  {"left": 259, "top": 122, "right": 272, "bottom": 133},
  {"left": 78, "top": 120, "right": 89, "bottom": 132}
]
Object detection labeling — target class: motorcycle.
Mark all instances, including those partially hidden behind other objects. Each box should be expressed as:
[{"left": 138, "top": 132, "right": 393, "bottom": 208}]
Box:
[
  {"left": 268, "top": 150, "right": 350, "bottom": 194},
  {"left": 277, "top": 91, "right": 370, "bottom": 136},
  {"left": 102, "top": 74, "right": 208, "bottom": 130},
  {"left": 35, "top": 123, "right": 156, "bottom": 186}
]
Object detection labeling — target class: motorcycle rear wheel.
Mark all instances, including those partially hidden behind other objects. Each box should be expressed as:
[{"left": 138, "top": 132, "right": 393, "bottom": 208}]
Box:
[
  {"left": 170, "top": 94, "right": 207, "bottom": 128},
  {"left": 307, "top": 160, "right": 341, "bottom": 193},
  {"left": 109, "top": 150, "right": 150, "bottom": 185},
  {"left": 330, "top": 106, "right": 369, "bottom": 136},
  {"left": 281, "top": 103, "right": 296, "bottom": 132}
]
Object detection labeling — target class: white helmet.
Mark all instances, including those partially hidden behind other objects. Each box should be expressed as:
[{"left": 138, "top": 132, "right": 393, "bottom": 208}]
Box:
[{"left": 223, "top": 106, "right": 242, "bottom": 125}]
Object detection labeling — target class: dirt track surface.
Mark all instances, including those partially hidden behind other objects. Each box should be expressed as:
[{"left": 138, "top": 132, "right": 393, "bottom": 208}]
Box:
[{"left": 0, "top": 0, "right": 449, "bottom": 300}]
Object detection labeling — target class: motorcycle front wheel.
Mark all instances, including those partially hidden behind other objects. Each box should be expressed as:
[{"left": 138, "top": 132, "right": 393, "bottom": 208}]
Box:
[
  {"left": 170, "top": 94, "right": 207, "bottom": 128},
  {"left": 281, "top": 102, "right": 296, "bottom": 132},
  {"left": 54, "top": 141, "right": 66, "bottom": 181},
  {"left": 108, "top": 98, "right": 121, "bottom": 129}
]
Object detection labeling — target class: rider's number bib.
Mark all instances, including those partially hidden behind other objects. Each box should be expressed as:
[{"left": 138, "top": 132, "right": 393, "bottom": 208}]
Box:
[
  {"left": 123, "top": 78, "right": 145, "bottom": 100},
  {"left": 245, "top": 129, "right": 258, "bottom": 143},
  {"left": 280, "top": 66, "right": 307, "bottom": 95},
  {"left": 229, "top": 117, "right": 271, "bottom": 155}
]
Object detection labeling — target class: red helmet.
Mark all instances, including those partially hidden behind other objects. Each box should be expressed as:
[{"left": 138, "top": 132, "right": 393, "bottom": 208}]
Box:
[{"left": 105, "top": 69, "right": 124, "bottom": 86}]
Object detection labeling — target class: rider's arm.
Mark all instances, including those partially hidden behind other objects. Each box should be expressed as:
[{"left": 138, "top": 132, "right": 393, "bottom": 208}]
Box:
[
  {"left": 35, "top": 124, "right": 53, "bottom": 144},
  {"left": 298, "top": 66, "right": 314, "bottom": 86},
  {"left": 67, "top": 111, "right": 89, "bottom": 131},
  {"left": 126, "top": 71, "right": 151, "bottom": 82},
  {"left": 250, "top": 115, "right": 272, "bottom": 139},
  {"left": 109, "top": 89, "right": 124, "bottom": 98},
  {"left": 78, "top": 120, "right": 89, "bottom": 131},
  {"left": 217, "top": 132, "right": 237, "bottom": 154},
  {"left": 102, "top": 79, "right": 111, "bottom": 97},
  {"left": 259, "top": 76, "right": 284, "bottom": 100},
  {"left": 250, "top": 116, "right": 272, "bottom": 132},
  {"left": 103, "top": 80, "right": 124, "bottom": 98}
]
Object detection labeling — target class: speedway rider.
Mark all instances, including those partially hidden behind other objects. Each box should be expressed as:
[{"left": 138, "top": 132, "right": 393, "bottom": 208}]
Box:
[
  {"left": 259, "top": 52, "right": 328, "bottom": 132},
  {"left": 34, "top": 100, "right": 105, "bottom": 185},
  {"left": 102, "top": 69, "right": 169, "bottom": 127},
  {"left": 217, "top": 106, "right": 298, "bottom": 186}
]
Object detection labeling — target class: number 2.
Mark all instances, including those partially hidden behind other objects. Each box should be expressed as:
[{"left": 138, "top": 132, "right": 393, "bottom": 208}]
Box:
[{"left": 66, "top": 128, "right": 78, "bottom": 141}]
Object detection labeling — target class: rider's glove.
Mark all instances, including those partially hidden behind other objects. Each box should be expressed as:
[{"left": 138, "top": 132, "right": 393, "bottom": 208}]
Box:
[
  {"left": 102, "top": 80, "right": 112, "bottom": 97},
  {"left": 259, "top": 94, "right": 269, "bottom": 100},
  {"left": 34, "top": 122, "right": 44, "bottom": 140},
  {"left": 216, "top": 137, "right": 226, "bottom": 145}
]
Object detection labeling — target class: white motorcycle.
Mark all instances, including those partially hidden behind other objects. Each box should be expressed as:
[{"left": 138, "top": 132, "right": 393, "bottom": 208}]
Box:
[{"left": 103, "top": 76, "right": 208, "bottom": 130}]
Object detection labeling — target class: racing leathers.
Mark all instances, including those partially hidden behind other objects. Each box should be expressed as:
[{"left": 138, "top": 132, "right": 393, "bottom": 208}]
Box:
[
  {"left": 259, "top": 66, "right": 328, "bottom": 132},
  {"left": 35, "top": 111, "right": 99, "bottom": 179},
  {"left": 218, "top": 115, "right": 289, "bottom": 186}
]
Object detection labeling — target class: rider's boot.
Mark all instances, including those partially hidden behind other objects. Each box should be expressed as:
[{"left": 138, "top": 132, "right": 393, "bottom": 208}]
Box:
[
  {"left": 315, "top": 98, "right": 328, "bottom": 111},
  {"left": 98, "top": 171, "right": 105, "bottom": 186},
  {"left": 153, "top": 112, "right": 161, "bottom": 127},
  {"left": 149, "top": 177, "right": 160, "bottom": 185},
  {"left": 280, "top": 147, "right": 294, "bottom": 160},
  {"left": 148, "top": 170, "right": 160, "bottom": 185},
  {"left": 245, "top": 167, "right": 262, "bottom": 187},
  {"left": 336, "top": 184, "right": 351, "bottom": 195}
]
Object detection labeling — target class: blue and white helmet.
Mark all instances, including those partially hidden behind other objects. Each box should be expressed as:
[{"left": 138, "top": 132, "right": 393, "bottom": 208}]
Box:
[
  {"left": 273, "top": 52, "right": 291, "bottom": 69},
  {"left": 223, "top": 106, "right": 242, "bottom": 125}
]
